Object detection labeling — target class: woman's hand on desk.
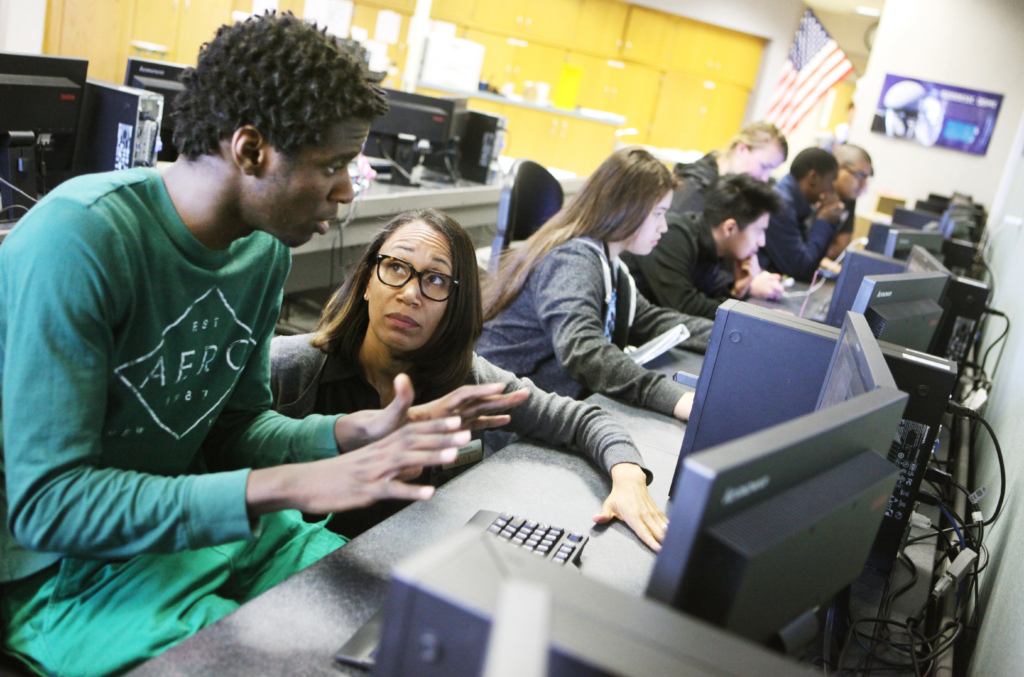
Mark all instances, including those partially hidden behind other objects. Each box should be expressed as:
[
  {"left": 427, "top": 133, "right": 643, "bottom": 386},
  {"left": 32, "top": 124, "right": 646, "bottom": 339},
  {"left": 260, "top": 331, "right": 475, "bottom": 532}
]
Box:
[
  {"left": 246, "top": 417, "right": 469, "bottom": 516},
  {"left": 594, "top": 463, "right": 668, "bottom": 551},
  {"left": 674, "top": 392, "right": 694, "bottom": 421},
  {"left": 408, "top": 383, "right": 530, "bottom": 431}
]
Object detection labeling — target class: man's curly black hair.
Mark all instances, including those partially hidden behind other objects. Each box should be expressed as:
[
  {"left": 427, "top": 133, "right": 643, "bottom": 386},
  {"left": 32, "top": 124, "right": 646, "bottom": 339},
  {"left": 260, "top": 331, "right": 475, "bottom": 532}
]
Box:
[{"left": 173, "top": 12, "right": 388, "bottom": 159}]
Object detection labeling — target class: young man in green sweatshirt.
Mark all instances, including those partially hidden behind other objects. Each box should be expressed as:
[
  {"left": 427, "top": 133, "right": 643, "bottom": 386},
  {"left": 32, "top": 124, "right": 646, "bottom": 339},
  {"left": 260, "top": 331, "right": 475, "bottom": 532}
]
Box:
[{"left": 0, "top": 13, "right": 518, "bottom": 677}]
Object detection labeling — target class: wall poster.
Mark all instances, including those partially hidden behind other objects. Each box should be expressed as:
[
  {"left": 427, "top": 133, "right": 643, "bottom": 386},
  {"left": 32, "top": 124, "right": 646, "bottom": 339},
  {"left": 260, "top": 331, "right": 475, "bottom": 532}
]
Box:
[{"left": 871, "top": 74, "right": 1003, "bottom": 155}]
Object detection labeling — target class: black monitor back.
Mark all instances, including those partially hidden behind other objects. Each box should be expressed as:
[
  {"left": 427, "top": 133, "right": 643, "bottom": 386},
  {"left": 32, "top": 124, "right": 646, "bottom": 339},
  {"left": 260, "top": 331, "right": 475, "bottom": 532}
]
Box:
[
  {"left": 866, "top": 223, "right": 944, "bottom": 261},
  {"left": 369, "top": 88, "right": 453, "bottom": 147},
  {"left": 892, "top": 206, "right": 941, "bottom": 229},
  {"left": 673, "top": 302, "right": 838, "bottom": 495},
  {"left": 374, "top": 527, "right": 815, "bottom": 676},
  {"left": 650, "top": 388, "right": 906, "bottom": 645},
  {"left": 823, "top": 249, "right": 906, "bottom": 327},
  {"left": 851, "top": 272, "right": 948, "bottom": 351}
]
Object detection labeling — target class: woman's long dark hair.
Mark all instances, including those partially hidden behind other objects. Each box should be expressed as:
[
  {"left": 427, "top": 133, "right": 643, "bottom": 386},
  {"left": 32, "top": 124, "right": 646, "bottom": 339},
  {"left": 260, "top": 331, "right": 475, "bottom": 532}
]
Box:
[{"left": 312, "top": 209, "right": 482, "bottom": 401}]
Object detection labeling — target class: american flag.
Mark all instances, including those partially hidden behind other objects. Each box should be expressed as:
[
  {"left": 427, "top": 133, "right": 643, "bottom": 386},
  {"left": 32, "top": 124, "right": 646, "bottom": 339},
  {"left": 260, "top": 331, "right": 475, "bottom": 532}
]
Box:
[{"left": 765, "top": 10, "right": 854, "bottom": 135}]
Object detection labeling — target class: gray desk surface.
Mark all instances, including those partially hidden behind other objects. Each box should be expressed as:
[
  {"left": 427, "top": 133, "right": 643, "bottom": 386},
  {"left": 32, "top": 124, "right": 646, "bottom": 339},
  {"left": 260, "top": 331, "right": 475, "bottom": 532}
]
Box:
[{"left": 130, "top": 349, "right": 698, "bottom": 677}]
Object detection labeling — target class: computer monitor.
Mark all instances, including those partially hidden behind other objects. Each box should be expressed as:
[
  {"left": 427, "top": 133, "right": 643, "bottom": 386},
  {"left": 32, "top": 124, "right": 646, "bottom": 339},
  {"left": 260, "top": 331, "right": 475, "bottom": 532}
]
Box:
[
  {"left": 364, "top": 88, "right": 454, "bottom": 186},
  {"left": 0, "top": 52, "right": 88, "bottom": 212},
  {"left": 865, "top": 222, "right": 944, "bottom": 260},
  {"left": 816, "top": 312, "right": 898, "bottom": 410},
  {"left": 124, "top": 57, "right": 188, "bottom": 163},
  {"left": 647, "top": 387, "right": 907, "bottom": 647},
  {"left": 373, "top": 526, "right": 816, "bottom": 676},
  {"left": 674, "top": 302, "right": 839, "bottom": 492},
  {"left": 850, "top": 272, "right": 948, "bottom": 351},
  {"left": 822, "top": 249, "right": 906, "bottom": 328},
  {"left": 892, "top": 206, "right": 941, "bottom": 229},
  {"left": 905, "top": 242, "right": 951, "bottom": 275}
]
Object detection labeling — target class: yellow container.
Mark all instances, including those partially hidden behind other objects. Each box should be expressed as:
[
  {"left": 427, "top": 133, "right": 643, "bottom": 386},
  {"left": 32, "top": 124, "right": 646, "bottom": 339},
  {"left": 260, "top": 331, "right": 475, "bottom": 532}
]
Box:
[{"left": 553, "top": 63, "right": 584, "bottom": 111}]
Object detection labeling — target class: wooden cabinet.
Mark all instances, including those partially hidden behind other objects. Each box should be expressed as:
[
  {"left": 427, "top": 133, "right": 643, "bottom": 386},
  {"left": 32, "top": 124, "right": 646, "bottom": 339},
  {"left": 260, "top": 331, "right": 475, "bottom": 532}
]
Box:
[
  {"left": 45, "top": 0, "right": 135, "bottom": 82},
  {"left": 350, "top": 3, "right": 412, "bottom": 87},
  {"left": 572, "top": 0, "right": 627, "bottom": 57},
  {"left": 566, "top": 53, "right": 658, "bottom": 144},
  {"left": 669, "top": 20, "right": 763, "bottom": 89},
  {"left": 647, "top": 71, "right": 750, "bottom": 153},
  {"left": 175, "top": 0, "right": 233, "bottom": 66},
  {"left": 448, "top": 96, "right": 615, "bottom": 175},
  {"left": 522, "top": 0, "right": 580, "bottom": 43},
  {"left": 463, "top": 29, "right": 566, "bottom": 98},
  {"left": 620, "top": 6, "right": 674, "bottom": 67},
  {"left": 431, "top": 0, "right": 476, "bottom": 22},
  {"left": 130, "top": 0, "right": 180, "bottom": 59}
]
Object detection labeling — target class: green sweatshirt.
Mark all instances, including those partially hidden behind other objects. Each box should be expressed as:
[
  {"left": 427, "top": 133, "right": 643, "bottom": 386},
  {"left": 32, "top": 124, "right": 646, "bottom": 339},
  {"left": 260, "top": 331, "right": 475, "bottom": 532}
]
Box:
[{"left": 0, "top": 169, "right": 339, "bottom": 583}]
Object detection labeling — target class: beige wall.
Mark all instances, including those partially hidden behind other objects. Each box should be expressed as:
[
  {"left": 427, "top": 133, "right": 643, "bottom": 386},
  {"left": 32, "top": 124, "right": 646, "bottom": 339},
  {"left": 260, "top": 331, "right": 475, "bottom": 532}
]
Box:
[{"left": 0, "top": 0, "right": 46, "bottom": 53}]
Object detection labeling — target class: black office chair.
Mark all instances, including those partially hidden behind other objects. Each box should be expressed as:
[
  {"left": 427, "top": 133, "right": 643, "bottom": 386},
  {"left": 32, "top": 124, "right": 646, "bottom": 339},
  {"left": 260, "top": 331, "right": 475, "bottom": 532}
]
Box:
[{"left": 486, "top": 159, "right": 563, "bottom": 274}]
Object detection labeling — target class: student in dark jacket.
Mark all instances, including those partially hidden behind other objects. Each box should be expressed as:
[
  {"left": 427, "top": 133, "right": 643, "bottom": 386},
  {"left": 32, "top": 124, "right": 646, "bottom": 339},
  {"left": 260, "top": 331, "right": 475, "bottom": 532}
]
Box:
[
  {"left": 627, "top": 174, "right": 786, "bottom": 320},
  {"left": 826, "top": 144, "right": 874, "bottom": 260},
  {"left": 669, "top": 121, "right": 788, "bottom": 216},
  {"left": 759, "top": 147, "right": 844, "bottom": 281}
]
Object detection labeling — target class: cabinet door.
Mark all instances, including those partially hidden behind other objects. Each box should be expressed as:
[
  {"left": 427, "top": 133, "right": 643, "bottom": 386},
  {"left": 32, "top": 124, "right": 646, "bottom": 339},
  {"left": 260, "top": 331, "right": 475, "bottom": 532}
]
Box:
[
  {"left": 647, "top": 71, "right": 709, "bottom": 152},
  {"left": 131, "top": 0, "right": 181, "bottom": 59},
  {"left": 503, "top": 106, "right": 560, "bottom": 167},
  {"left": 565, "top": 52, "right": 613, "bottom": 112},
  {"left": 368, "top": 0, "right": 415, "bottom": 11},
  {"left": 176, "top": 0, "right": 233, "bottom": 66},
  {"left": 513, "top": 42, "right": 568, "bottom": 97},
  {"left": 351, "top": 5, "right": 411, "bottom": 81},
  {"left": 607, "top": 62, "right": 660, "bottom": 145},
  {"left": 472, "top": 0, "right": 526, "bottom": 33},
  {"left": 431, "top": 0, "right": 476, "bottom": 22},
  {"left": 559, "top": 116, "right": 616, "bottom": 175},
  {"left": 667, "top": 17, "right": 708, "bottom": 75},
  {"left": 621, "top": 6, "right": 674, "bottom": 67},
  {"left": 524, "top": 0, "right": 580, "bottom": 43},
  {"left": 573, "top": 0, "right": 627, "bottom": 57},
  {"left": 716, "top": 29, "right": 765, "bottom": 88},
  {"left": 51, "top": 0, "right": 134, "bottom": 82},
  {"left": 703, "top": 82, "right": 749, "bottom": 151},
  {"left": 463, "top": 29, "right": 520, "bottom": 92}
]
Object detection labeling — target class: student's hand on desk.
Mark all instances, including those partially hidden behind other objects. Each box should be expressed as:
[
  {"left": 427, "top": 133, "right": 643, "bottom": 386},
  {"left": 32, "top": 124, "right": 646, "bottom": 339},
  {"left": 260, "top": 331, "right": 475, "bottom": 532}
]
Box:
[
  {"left": 749, "top": 270, "right": 786, "bottom": 300},
  {"left": 246, "top": 417, "right": 469, "bottom": 516},
  {"left": 408, "top": 383, "right": 530, "bottom": 431},
  {"left": 594, "top": 463, "right": 668, "bottom": 551},
  {"left": 673, "top": 392, "right": 694, "bottom": 421}
]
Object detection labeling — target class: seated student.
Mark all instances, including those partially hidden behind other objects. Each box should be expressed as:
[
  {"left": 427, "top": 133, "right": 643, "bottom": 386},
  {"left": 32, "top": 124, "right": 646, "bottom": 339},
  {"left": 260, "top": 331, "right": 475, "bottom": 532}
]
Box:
[
  {"left": 759, "top": 147, "right": 844, "bottom": 281},
  {"left": 476, "top": 148, "right": 713, "bottom": 422},
  {"left": 826, "top": 144, "right": 874, "bottom": 260},
  {"left": 626, "top": 174, "right": 785, "bottom": 320},
  {"left": 0, "top": 15, "right": 485, "bottom": 677},
  {"left": 271, "top": 209, "right": 668, "bottom": 549},
  {"left": 669, "top": 121, "right": 788, "bottom": 216}
]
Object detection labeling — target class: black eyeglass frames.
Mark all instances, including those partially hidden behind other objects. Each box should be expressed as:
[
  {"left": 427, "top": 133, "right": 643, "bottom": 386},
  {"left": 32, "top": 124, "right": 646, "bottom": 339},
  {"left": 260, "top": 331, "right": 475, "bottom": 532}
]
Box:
[{"left": 375, "top": 254, "right": 459, "bottom": 302}]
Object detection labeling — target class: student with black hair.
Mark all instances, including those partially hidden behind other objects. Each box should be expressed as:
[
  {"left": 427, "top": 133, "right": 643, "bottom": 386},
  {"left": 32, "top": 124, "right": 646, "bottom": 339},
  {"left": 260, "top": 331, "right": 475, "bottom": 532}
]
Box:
[
  {"left": 626, "top": 174, "right": 785, "bottom": 320},
  {"left": 759, "top": 147, "right": 843, "bottom": 281},
  {"left": 0, "top": 14, "right": 501, "bottom": 676}
]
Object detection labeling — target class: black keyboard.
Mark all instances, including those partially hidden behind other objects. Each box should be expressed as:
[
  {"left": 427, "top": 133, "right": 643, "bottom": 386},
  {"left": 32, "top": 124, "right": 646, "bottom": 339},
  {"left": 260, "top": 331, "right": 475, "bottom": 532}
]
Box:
[
  {"left": 469, "top": 509, "right": 589, "bottom": 566},
  {"left": 335, "top": 510, "right": 590, "bottom": 669}
]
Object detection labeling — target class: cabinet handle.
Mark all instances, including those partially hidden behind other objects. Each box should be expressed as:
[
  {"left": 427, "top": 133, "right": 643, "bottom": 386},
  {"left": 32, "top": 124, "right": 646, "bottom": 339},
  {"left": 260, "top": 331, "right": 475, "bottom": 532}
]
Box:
[
  {"left": 550, "top": 119, "right": 559, "bottom": 136},
  {"left": 707, "top": 59, "right": 714, "bottom": 68},
  {"left": 525, "top": 17, "right": 532, "bottom": 25},
  {"left": 625, "top": 41, "right": 632, "bottom": 49},
  {"left": 517, "top": 15, "right": 523, "bottom": 23},
  {"left": 560, "top": 120, "right": 569, "bottom": 138},
  {"left": 184, "top": 0, "right": 189, "bottom": 9},
  {"left": 611, "top": 87, "right": 617, "bottom": 94},
  {"left": 616, "top": 39, "right": 622, "bottom": 47}
]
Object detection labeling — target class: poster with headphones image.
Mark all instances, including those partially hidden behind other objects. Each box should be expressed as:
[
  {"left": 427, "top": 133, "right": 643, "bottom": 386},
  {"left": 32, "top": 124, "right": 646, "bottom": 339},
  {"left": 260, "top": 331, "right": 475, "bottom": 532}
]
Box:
[{"left": 871, "top": 74, "right": 1003, "bottom": 156}]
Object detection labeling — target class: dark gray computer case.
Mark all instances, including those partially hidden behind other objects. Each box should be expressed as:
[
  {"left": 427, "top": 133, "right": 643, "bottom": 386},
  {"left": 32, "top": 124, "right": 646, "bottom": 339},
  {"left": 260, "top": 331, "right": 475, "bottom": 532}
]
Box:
[{"left": 73, "top": 78, "right": 162, "bottom": 175}]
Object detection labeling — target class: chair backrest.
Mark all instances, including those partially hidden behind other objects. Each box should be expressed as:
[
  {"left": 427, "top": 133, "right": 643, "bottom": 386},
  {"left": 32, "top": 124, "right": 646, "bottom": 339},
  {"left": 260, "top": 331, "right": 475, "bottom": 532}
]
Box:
[{"left": 488, "top": 159, "right": 563, "bottom": 274}]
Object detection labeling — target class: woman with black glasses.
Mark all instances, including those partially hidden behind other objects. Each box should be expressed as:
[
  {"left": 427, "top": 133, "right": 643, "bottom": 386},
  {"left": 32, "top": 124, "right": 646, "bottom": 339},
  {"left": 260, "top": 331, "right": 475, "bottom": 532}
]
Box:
[{"left": 270, "top": 209, "right": 667, "bottom": 549}]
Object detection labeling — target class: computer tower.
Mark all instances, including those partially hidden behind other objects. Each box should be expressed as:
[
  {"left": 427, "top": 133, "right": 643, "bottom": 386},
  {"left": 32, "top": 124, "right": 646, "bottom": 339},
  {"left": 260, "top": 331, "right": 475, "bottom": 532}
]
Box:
[
  {"left": 74, "top": 78, "right": 163, "bottom": 175},
  {"left": 941, "top": 238, "right": 979, "bottom": 278},
  {"left": 929, "top": 275, "right": 990, "bottom": 364},
  {"left": 868, "top": 345, "right": 957, "bottom": 571},
  {"left": 457, "top": 110, "right": 506, "bottom": 184}
]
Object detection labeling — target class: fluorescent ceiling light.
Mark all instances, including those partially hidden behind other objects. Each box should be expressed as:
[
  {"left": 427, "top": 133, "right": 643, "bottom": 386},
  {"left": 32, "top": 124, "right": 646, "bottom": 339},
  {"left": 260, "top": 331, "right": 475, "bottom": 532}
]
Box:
[{"left": 856, "top": 6, "right": 881, "bottom": 16}]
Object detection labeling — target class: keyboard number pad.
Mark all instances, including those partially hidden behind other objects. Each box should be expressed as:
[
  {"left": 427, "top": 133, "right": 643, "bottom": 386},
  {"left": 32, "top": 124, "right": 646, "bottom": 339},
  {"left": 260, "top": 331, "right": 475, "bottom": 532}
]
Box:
[{"left": 488, "top": 514, "right": 587, "bottom": 566}]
